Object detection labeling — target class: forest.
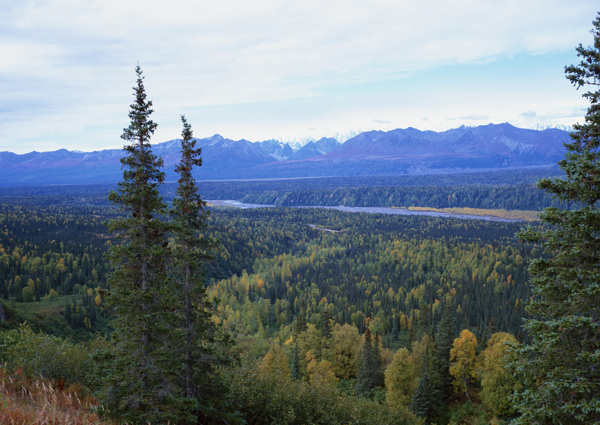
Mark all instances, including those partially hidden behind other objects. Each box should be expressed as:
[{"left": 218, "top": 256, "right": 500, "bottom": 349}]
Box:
[
  {"left": 1, "top": 14, "right": 599, "bottom": 424},
  {"left": 0, "top": 182, "right": 544, "bottom": 424}
]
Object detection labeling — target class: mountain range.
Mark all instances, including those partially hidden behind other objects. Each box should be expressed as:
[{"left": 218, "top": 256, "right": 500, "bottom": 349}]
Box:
[{"left": 0, "top": 123, "right": 570, "bottom": 186}]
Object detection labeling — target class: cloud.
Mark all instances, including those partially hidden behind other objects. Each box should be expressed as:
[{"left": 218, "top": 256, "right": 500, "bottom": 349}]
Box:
[
  {"left": 0, "top": 0, "right": 597, "bottom": 153},
  {"left": 520, "top": 111, "right": 537, "bottom": 118},
  {"left": 372, "top": 119, "right": 392, "bottom": 124},
  {"left": 460, "top": 114, "right": 490, "bottom": 121}
]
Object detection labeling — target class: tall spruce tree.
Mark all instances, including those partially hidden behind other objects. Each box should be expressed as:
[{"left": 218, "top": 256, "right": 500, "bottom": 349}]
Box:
[
  {"left": 507, "top": 12, "right": 600, "bottom": 424},
  {"left": 356, "top": 329, "right": 384, "bottom": 396},
  {"left": 291, "top": 341, "right": 301, "bottom": 380},
  {"left": 411, "top": 369, "right": 433, "bottom": 423},
  {"left": 434, "top": 307, "right": 456, "bottom": 403},
  {"left": 411, "top": 336, "right": 444, "bottom": 423},
  {"left": 170, "top": 115, "right": 231, "bottom": 423},
  {"left": 105, "top": 65, "right": 179, "bottom": 423}
]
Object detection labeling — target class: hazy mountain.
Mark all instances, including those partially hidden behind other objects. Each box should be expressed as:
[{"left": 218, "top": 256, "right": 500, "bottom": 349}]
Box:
[
  {"left": 291, "top": 137, "right": 340, "bottom": 160},
  {"left": 253, "top": 139, "right": 294, "bottom": 161},
  {"left": 249, "top": 123, "right": 570, "bottom": 178},
  {"left": 0, "top": 134, "right": 274, "bottom": 185},
  {"left": 0, "top": 124, "right": 571, "bottom": 186}
]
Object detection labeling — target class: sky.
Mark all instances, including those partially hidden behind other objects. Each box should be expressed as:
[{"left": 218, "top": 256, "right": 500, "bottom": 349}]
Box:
[{"left": 1, "top": 1, "right": 598, "bottom": 154}]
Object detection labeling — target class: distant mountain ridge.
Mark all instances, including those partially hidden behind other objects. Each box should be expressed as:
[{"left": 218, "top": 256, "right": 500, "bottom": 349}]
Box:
[{"left": 0, "top": 123, "right": 570, "bottom": 186}]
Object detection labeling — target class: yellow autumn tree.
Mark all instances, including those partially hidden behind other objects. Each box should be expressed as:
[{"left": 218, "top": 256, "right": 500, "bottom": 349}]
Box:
[
  {"left": 329, "top": 323, "right": 361, "bottom": 380},
  {"left": 259, "top": 344, "right": 290, "bottom": 377},
  {"left": 306, "top": 350, "right": 338, "bottom": 384},
  {"left": 478, "top": 332, "right": 520, "bottom": 418},
  {"left": 385, "top": 334, "right": 431, "bottom": 409},
  {"left": 385, "top": 348, "right": 419, "bottom": 408},
  {"left": 449, "top": 329, "right": 477, "bottom": 400}
]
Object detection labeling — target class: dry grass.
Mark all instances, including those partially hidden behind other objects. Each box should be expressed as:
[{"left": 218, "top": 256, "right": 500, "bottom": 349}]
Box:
[
  {"left": 0, "top": 367, "right": 115, "bottom": 425},
  {"left": 407, "top": 206, "right": 540, "bottom": 222}
]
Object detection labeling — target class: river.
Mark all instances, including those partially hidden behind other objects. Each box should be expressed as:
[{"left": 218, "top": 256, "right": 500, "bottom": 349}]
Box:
[{"left": 207, "top": 200, "right": 522, "bottom": 222}]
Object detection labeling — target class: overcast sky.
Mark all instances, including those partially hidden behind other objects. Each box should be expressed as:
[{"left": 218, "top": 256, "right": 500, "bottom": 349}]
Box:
[{"left": 1, "top": 1, "right": 598, "bottom": 154}]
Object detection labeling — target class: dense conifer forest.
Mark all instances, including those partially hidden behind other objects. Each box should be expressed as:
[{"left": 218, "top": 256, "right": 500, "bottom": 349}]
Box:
[{"left": 0, "top": 186, "right": 536, "bottom": 423}]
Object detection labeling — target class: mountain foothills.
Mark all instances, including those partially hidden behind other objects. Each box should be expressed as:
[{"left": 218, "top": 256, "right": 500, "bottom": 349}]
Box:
[{"left": 0, "top": 123, "right": 568, "bottom": 186}]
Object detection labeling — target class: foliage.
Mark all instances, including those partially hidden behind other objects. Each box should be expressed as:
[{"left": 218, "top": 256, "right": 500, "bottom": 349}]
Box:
[
  {"left": 210, "top": 207, "right": 533, "bottom": 346},
  {"left": 508, "top": 12, "right": 600, "bottom": 424},
  {"left": 0, "top": 151, "right": 566, "bottom": 423},
  {"left": 104, "top": 66, "right": 187, "bottom": 424},
  {"left": 306, "top": 350, "right": 338, "bottom": 384},
  {"left": 409, "top": 334, "right": 445, "bottom": 424},
  {"left": 0, "top": 324, "right": 110, "bottom": 393},
  {"left": 385, "top": 348, "right": 420, "bottom": 408},
  {"left": 224, "top": 357, "right": 422, "bottom": 425},
  {"left": 449, "top": 329, "right": 478, "bottom": 400},
  {"left": 410, "top": 371, "right": 433, "bottom": 422},
  {"left": 240, "top": 182, "right": 563, "bottom": 211},
  {"left": 169, "top": 116, "right": 232, "bottom": 422},
  {"left": 330, "top": 323, "right": 361, "bottom": 380},
  {"left": 477, "top": 332, "right": 519, "bottom": 418},
  {"left": 355, "top": 329, "right": 384, "bottom": 396},
  {"left": 447, "top": 400, "right": 489, "bottom": 425},
  {"left": 0, "top": 202, "right": 110, "bottom": 336},
  {"left": 260, "top": 343, "right": 291, "bottom": 377},
  {"left": 434, "top": 307, "right": 457, "bottom": 404}
]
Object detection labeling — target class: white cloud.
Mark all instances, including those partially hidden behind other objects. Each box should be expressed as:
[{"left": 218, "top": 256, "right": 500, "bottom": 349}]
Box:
[{"left": 0, "top": 0, "right": 597, "bottom": 153}]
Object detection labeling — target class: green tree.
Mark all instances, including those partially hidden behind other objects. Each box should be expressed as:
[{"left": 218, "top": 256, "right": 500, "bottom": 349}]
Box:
[
  {"left": 410, "top": 337, "right": 443, "bottom": 424},
  {"left": 434, "top": 307, "right": 456, "bottom": 403},
  {"left": 508, "top": 12, "right": 600, "bottom": 424},
  {"left": 170, "top": 115, "right": 231, "bottom": 423},
  {"left": 410, "top": 372, "right": 432, "bottom": 423},
  {"left": 291, "top": 341, "right": 301, "bottom": 380},
  {"left": 356, "top": 329, "right": 384, "bottom": 396},
  {"left": 105, "top": 66, "right": 178, "bottom": 424}
]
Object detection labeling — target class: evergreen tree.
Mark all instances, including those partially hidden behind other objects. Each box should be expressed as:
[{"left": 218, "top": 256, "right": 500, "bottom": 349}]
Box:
[
  {"left": 320, "top": 310, "right": 333, "bottom": 338},
  {"left": 411, "top": 338, "right": 443, "bottom": 423},
  {"left": 434, "top": 307, "right": 456, "bottom": 403},
  {"left": 508, "top": 12, "right": 600, "bottom": 424},
  {"left": 105, "top": 66, "right": 178, "bottom": 424},
  {"left": 296, "top": 300, "right": 308, "bottom": 334},
  {"left": 417, "top": 304, "right": 431, "bottom": 339},
  {"left": 390, "top": 314, "right": 400, "bottom": 341},
  {"left": 411, "top": 371, "right": 432, "bottom": 423},
  {"left": 291, "top": 342, "right": 301, "bottom": 380},
  {"left": 170, "top": 115, "right": 230, "bottom": 423},
  {"left": 356, "top": 329, "right": 384, "bottom": 396},
  {"left": 372, "top": 332, "right": 385, "bottom": 387}
]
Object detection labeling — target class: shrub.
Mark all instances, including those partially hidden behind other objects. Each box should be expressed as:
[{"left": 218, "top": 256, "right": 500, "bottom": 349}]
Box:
[
  {"left": 224, "top": 357, "right": 421, "bottom": 425},
  {"left": 0, "top": 324, "right": 111, "bottom": 392}
]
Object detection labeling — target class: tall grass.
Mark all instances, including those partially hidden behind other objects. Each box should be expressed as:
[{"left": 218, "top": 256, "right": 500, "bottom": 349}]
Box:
[{"left": 0, "top": 367, "right": 114, "bottom": 425}]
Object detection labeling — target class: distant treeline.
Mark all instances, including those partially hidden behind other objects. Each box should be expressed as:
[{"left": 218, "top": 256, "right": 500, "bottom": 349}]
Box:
[
  {"left": 0, "top": 167, "right": 565, "bottom": 211},
  {"left": 240, "top": 183, "right": 565, "bottom": 210}
]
